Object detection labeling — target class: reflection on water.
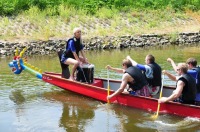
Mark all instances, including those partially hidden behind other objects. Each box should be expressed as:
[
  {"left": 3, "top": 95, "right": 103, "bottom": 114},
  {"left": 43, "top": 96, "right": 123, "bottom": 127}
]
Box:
[
  {"left": 1, "top": 44, "right": 200, "bottom": 131},
  {"left": 44, "top": 91, "right": 96, "bottom": 131},
  {"left": 9, "top": 89, "right": 25, "bottom": 105}
]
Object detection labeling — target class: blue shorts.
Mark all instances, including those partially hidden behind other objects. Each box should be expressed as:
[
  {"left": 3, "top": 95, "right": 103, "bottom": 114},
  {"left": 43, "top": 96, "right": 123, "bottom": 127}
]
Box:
[
  {"left": 195, "top": 93, "right": 200, "bottom": 101},
  {"left": 61, "top": 54, "right": 68, "bottom": 63}
]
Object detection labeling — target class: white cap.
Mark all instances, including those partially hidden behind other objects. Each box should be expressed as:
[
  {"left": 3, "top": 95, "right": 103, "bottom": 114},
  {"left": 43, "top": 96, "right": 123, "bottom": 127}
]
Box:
[{"left": 73, "top": 27, "right": 81, "bottom": 34}]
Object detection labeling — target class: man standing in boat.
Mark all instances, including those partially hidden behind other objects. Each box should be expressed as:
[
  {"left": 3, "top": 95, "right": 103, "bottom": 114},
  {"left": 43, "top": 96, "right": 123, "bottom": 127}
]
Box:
[
  {"left": 167, "top": 57, "right": 200, "bottom": 105},
  {"left": 106, "top": 58, "right": 150, "bottom": 100},
  {"left": 61, "top": 27, "right": 88, "bottom": 80},
  {"left": 159, "top": 63, "right": 196, "bottom": 104},
  {"left": 126, "top": 55, "right": 162, "bottom": 96}
]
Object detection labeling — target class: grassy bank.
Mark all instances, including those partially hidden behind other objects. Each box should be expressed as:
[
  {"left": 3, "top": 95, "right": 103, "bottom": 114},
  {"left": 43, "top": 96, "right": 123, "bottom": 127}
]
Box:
[{"left": 0, "top": 2, "right": 200, "bottom": 42}]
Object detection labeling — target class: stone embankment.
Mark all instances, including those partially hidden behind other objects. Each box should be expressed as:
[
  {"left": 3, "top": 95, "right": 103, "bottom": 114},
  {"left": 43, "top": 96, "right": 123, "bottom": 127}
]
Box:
[{"left": 0, "top": 32, "right": 200, "bottom": 56}]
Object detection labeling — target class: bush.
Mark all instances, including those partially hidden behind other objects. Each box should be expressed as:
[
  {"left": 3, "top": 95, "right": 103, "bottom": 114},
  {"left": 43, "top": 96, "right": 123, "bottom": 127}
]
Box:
[{"left": 0, "top": 0, "right": 200, "bottom": 16}]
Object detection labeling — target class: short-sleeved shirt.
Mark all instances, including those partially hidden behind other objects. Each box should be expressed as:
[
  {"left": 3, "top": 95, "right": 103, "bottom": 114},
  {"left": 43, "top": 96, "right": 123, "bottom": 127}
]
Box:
[
  {"left": 137, "top": 64, "right": 153, "bottom": 79},
  {"left": 67, "top": 39, "right": 83, "bottom": 52}
]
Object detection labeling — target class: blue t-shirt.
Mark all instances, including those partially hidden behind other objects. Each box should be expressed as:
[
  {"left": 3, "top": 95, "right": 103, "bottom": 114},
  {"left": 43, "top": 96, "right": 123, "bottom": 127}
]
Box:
[
  {"left": 188, "top": 70, "right": 198, "bottom": 83},
  {"left": 137, "top": 64, "right": 153, "bottom": 79},
  {"left": 67, "top": 39, "right": 83, "bottom": 52},
  {"left": 187, "top": 69, "right": 200, "bottom": 101}
]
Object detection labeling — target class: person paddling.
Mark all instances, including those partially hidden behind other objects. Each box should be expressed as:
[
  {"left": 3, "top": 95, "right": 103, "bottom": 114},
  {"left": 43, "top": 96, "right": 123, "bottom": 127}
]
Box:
[
  {"left": 167, "top": 58, "right": 200, "bottom": 105},
  {"left": 159, "top": 63, "right": 196, "bottom": 104},
  {"left": 106, "top": 58, "right": 150, "bottom": 101},
  {"left": 127, "top": 54, "right": 162, "bottom": 96}
]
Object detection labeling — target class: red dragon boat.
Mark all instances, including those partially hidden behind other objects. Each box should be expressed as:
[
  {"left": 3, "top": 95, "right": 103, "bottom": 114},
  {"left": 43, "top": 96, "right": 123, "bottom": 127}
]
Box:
[{"left": 42, "top": 72, "right": 200, "bottom": 119}]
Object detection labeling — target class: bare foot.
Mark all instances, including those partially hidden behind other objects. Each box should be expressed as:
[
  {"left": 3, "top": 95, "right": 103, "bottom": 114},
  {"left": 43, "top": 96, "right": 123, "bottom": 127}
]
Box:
[{"left": 69, "top": 76, "right": 75, "bottom": 81}]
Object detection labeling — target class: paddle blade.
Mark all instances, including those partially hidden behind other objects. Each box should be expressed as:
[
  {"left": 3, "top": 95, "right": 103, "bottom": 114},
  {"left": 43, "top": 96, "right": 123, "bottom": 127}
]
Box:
[
  {"left": 151, "top": 112, "right": 158, "bottom": 120},
  {"left": 150, "top": 103, "right": 160, "bottom": 120},
  {"left": 151, "top": 114, "right": 158, "bottom": 120}
]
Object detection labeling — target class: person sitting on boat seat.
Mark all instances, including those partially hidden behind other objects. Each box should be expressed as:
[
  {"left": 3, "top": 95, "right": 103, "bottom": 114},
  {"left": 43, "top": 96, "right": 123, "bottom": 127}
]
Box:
[
  {"left": 106, "top": 58, "right": 150, "bottom": 100},
  {"left": 127, "top": 54, "right": 162, "bottom": 96},
  {"left": 167, "top": 58, "right": 200, "bottom": 105},
  {"left": 158, "top": 63, "right": 197, "bottom": 105},
  {"left": 60, "top": 27, "right": 89, "bottom": 80}
]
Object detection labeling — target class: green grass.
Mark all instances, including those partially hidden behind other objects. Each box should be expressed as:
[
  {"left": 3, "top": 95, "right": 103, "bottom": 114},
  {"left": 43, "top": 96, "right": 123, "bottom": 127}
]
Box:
[{"left": 0, "top": 6, "right": 199, "bottom": 42}]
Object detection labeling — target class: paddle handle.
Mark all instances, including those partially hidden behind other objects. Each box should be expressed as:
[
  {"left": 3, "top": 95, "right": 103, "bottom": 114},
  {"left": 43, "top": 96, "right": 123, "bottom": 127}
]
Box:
[
  {"left": 159, "top": 75, "right": 164, "bottom": 98},
  {"left": 152, "top": 74, "right": 164, "bottom": 119},
  {"left": 107, "top": 85, "right": 110, "bottom": 103},
  {"left": 155, "top": 91, "right": 162, "bottom": 116},
  {"left": 156, "top": 75, "right": 164, "bottom": 116},
  {"left": 107, "top": 69, "right": 110, "bottom": 103}
]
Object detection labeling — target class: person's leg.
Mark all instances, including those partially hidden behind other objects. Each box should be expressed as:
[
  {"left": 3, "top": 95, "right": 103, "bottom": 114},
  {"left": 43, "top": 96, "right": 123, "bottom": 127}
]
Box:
[
  {"left": 135, "top": 85, "right": 150, "bottom": 97},
  {"left": 64, "top": 58, "right": 79, "bottom": 80},
  {"left": 122, "top": 88, "right": 130, "bottom": 94},
  {"left": 151, "top": 86, "right": 160, "bottom": 95}
]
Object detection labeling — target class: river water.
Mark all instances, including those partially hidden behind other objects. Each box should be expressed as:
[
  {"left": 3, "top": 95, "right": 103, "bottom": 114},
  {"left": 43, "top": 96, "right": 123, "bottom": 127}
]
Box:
[{"left": 1, "top": 44, "right": 200, "bottom": 131}]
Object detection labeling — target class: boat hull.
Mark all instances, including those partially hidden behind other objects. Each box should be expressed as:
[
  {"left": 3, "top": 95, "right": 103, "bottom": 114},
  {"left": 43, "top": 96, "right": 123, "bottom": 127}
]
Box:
[{"left": 42, "top": 72, "right": 200, "bottom": 118}]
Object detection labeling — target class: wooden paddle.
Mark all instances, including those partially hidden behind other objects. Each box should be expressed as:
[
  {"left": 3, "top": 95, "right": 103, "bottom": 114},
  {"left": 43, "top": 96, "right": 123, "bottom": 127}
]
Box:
[
  {"left": 151, "top": 74, "right": 165, "bottom": 120},
  {"left": 107, "top": 69, "right": 110, "bottom": 103}
]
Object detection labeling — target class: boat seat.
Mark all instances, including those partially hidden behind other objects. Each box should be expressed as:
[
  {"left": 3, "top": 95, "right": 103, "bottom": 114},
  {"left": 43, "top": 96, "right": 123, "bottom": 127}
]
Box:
[{"left": 57, "top": 49, "right": 70, "bottom": 79}]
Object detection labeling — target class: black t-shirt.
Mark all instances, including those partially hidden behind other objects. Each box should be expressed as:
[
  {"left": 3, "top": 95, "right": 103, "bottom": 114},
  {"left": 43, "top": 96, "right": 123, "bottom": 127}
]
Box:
[{"left": 178, "top": 77, "right": 195, "bottom": 104}]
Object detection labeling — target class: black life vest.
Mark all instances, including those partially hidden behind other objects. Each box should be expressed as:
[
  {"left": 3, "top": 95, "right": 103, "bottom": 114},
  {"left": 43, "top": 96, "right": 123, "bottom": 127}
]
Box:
[
  {"left": 178, "top": 73, "right": 197, "bottom": 104},
  {"left": 147, "top": 62, "right": 162, "bottom": 87},
  {"left": 63, "top": 37, "right": 83, "bottom": 59},
  {"left": 192, "top": 67, "right": 200, "bottom": 92},
  {"left": 125, "top": 66, "right": 148, "bottom": 91}
]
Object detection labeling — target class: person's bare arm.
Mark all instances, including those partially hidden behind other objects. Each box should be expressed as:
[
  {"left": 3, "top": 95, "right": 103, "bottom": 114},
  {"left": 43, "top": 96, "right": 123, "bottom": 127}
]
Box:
[
  {"left": 72, "top": 52, "right": 80, "bottom": 62},
  {"left": 106, "top": 65, "right": 124, "bottom": 73},
  {"left": 162, "top": 70, "right": 177, "bottom": 81},
  {"left": 167, "top": 58, "right": 178, "bottom": 72},
  {"left": 126, "top": 56, "right": 137, "bottom": 66},
  {"left": 158, "top": 80, "right": 184, "bottom": 103},
  {"left": 107, "top": 74, "right": 128, "bottom": 100},
  {"left": 80, "top": 50, "right": 88, "bottom": 63}
]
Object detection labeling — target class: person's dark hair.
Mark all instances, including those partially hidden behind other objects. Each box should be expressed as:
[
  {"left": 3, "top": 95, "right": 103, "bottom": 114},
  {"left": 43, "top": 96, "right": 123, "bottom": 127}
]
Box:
[
  {"left": 186, "top": 58, "right": 197, "bottom": 67},
  {"left": 122, "top": 59, "right": 132, "bottom": 68},
  {"left": 146, "top": 54, "right": 155, "bottom": 63}
]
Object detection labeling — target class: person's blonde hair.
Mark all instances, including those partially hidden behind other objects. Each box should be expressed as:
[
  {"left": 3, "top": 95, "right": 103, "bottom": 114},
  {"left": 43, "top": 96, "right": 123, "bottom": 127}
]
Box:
[{"left": 177, "top": 63, "right": 188, "bottom": 73}]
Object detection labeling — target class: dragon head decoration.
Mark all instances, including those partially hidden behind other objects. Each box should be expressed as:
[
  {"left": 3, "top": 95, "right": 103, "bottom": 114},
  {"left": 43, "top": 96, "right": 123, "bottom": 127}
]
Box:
[
  {"left": 8, "top": 48, "right": 27, "bottom": 74},
  {"left": 8, "top": 47, "right": 42, "bottom": 79}
]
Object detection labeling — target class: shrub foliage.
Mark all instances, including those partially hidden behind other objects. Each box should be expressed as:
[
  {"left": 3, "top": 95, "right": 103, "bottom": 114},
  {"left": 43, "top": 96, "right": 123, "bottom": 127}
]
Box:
[{"left": 0, "top": 0, "right": 200, "bottom": 16}]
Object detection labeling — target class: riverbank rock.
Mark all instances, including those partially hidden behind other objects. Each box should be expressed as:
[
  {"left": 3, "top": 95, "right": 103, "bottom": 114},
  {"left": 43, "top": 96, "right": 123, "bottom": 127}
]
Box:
[{"left": 0, "top": 32, "right": 200, "bottom": 56}]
